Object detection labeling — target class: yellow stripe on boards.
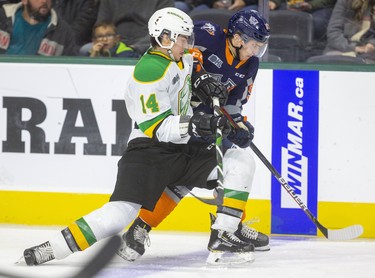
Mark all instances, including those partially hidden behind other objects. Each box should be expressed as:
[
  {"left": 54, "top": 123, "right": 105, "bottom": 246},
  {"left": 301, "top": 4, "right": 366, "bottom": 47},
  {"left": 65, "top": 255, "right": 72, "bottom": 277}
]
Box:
[
  {"left": 0, "top": 190, "right": 108, "bottom": 225},
  {"left": 156, "top": 197, "right": 271, "bottom": 234},
  {"left": 0, "top": 190, "right": 373, "bottom": 238},
  {"left": 317, "top": 201, "right": 375, "bottom": 238}
]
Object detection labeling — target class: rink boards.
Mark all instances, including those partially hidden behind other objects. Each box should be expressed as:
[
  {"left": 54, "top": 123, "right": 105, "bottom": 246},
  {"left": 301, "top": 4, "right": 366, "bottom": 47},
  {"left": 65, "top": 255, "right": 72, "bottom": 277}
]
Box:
[{"left": 0, "top": 59, "right": 374, "bottom": 238}]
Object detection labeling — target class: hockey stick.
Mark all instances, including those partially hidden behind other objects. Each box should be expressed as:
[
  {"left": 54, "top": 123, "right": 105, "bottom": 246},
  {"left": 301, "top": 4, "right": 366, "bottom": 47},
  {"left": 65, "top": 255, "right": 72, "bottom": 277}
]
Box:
[
  {"left": 0, "top": 235, "right": 120, "bottom": 278},
  {"left": 186, "top": 97, "right": 224, "bottom": 206},
  {"left": 212, "top": 97, "right": 225, "bottom": 205},
  {"left": 219, "top": 107, "right": 364, "bottom": 241},
  {"left": 249, "top": 142, "right": 363, "bottom": 240},
  {"left": 71, "top": 235, "right": 120, "bottom": 278}
]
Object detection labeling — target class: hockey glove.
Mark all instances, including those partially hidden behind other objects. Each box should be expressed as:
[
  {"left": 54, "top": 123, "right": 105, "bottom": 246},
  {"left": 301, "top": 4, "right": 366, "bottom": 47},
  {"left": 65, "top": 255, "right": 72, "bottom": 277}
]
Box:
[
  {"left": 227, "top": 114, "right": 254, "bottom": 148},
  {"left": 191, "top": 71, "right": 228, "bottom": 108},
  {"left": 188, "top": 112, "right": 231, "bottom": 138}
]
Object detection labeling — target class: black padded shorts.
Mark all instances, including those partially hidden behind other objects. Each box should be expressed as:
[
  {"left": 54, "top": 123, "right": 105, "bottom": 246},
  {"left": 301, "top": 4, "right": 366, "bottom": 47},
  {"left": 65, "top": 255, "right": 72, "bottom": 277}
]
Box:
[{"left": 110, "top": 138, "right": 217, "bottom": 211}]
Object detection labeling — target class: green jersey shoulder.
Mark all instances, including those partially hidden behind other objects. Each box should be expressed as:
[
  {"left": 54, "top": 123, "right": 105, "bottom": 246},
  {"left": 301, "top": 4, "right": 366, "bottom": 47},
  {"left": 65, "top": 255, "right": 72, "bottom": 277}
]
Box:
[{"left": 133, "top": 50, "right": 173, "bottom": 83}]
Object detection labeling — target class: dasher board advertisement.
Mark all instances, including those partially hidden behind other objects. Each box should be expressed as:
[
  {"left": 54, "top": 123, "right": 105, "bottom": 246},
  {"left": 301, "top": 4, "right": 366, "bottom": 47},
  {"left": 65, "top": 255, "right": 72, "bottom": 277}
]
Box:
[{"left": 271, "top": 70, "right": 319, "bottom": 235}]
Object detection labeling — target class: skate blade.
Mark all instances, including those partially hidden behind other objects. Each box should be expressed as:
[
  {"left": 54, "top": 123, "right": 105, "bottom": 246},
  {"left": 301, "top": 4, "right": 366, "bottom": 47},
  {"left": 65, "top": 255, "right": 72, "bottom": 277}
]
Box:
[
  {"left": 255, "top": 245, "right": 271, "bottom": 252},
  {"left": 206, "top": 251, "right": 255, "bottom": 266},
  {"left": 116, "top": 245, "right": 141, "bottom": 262},
  {"left": 14, "top": 256, "right": 26, "bottom": 265}
]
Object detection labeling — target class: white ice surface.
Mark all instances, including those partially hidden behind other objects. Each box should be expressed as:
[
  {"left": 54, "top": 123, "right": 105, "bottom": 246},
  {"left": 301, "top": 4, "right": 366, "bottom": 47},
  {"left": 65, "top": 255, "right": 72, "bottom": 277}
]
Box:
[{"left": 0, "top": 225, "right": 374, "bottom": 278}]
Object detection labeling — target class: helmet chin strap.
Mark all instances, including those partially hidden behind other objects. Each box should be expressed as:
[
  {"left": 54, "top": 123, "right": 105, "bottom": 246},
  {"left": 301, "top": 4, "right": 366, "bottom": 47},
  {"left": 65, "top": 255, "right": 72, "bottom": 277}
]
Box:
[
  {"left": 235, "top": 46, "right": 242, "bottom": 60},
  {"left": 167, "top": 49, "right": 177, "bottom": 61},
  {"left": 156, "top": 37, "right": 177, "bottom": 61},
  {"left": 228, "top": 37, "right": 242, "bottom": 61}
]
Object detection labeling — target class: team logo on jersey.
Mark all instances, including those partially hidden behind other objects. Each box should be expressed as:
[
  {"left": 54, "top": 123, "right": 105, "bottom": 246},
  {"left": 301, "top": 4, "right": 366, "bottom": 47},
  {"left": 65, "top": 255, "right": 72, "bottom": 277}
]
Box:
[
  {"left": 201, "top": 23, "right": 216, "bottom": 36},
  {"left": 179, "top": 75, "right": 191, "bottom": 115},
  {"left": 209, "top": 72, "right": 236, "bottom": 90}
]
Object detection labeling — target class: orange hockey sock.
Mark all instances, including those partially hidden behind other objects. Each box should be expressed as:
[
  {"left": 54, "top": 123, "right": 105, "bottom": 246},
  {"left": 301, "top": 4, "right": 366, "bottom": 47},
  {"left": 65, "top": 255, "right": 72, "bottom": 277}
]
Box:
[{"left": 139, "top": 191, "right": 179, "bottom": 228}]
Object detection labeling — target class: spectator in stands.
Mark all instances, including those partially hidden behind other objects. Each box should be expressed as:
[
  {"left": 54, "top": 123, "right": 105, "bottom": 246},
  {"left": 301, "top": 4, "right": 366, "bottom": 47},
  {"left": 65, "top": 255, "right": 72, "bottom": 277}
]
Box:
[
  {"left": 0, "top": 1, "right": 78, "bottom": 56},
  {"left": 175, "top": 0, "right": 192, "bottom": 13},
  {"left": 52, "top": 0, "right": 98, "bottom": 47},
  {"left": 324, "top": 0, "right": 375, "bottom": 60},
  {"left": 95, "top": 0, "right": 174, "bottom": 56},
  {"left": 268, "top": 0, "right": 286, "bottom": 10},
  {"left": 286, "top": 0, "right": 337, "bottom": 41},
  {"left": 185, "top": 0, "right": 284, "bottom": 13},
  {"left": 0, "top": 0, "right": 19, "bottom": 5},
  {"left": 87, "top": 22, "right": 140, "bottom": 58},
  {"left": 225, "top": 0, "right": 285, "bottom": 11}
]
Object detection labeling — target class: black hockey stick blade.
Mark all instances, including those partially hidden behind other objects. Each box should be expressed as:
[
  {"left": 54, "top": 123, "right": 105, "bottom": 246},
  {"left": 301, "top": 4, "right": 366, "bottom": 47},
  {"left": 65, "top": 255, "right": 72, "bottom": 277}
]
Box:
[
  {"left": 71, "top": 235, "right": 120, "bottom": 278},
  {"left": 0, "top": 235, "right": 120, "bottom": 278}
]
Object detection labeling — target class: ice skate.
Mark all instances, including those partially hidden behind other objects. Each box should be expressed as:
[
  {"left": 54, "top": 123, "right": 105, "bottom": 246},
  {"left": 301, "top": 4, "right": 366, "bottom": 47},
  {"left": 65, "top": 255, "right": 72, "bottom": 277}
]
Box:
[
  {"left": 117, "top": 217, "right": 151, "bottom": 261},
  {"left": 236, "top": 220, "right": 270, "bottom": 251},
  {"left": 22, "top": 241, "right": 55, "bottom": 266},
  {"left": 210, "top": 213, "right": 270, "bottom": 251},
  {"left": 206, "top": 228, "right": 255, "bottom": 266}
]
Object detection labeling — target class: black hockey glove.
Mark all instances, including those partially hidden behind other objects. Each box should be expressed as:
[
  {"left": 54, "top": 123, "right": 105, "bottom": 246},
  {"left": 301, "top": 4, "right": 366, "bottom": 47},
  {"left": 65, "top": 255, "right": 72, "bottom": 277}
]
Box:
[
  {"left": 188, "top": 111, "right": 231, "bottom": 138},
  {"left": 191, "top": 71, "right": 228, "bottom": 108},
  {"left": 227, "top": 114, "right": 254, "bottom": 148}
]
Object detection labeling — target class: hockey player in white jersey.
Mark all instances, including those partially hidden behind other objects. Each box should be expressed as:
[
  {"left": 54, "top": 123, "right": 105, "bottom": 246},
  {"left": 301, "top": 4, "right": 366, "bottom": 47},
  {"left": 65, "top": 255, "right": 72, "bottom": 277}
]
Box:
[
  {"left": 20, "top": 7, "right": 256, "bottom": 266},
  {"left": 118, "top": 9, "right": 271, "bottom": 264}
]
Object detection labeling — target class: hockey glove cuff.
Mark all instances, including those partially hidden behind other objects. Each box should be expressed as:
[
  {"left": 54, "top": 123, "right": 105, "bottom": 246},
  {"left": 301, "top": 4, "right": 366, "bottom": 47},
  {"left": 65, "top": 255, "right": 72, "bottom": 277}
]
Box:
[{"left": 227, "top": 114, "right": 254, "bottom": 148}]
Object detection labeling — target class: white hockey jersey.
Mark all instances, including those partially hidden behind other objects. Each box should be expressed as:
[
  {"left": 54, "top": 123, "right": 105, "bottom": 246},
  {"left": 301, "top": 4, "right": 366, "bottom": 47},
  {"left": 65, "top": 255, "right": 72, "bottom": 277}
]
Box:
[{"left": 125, "top": 50, "right": 194, "bottom": 144}]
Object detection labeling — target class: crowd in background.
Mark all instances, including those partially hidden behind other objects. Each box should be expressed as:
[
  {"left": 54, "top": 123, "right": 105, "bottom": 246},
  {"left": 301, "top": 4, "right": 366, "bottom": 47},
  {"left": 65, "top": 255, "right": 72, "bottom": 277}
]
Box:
[{"left": 0, "top": 0, "right": 374, "bottom": 63}]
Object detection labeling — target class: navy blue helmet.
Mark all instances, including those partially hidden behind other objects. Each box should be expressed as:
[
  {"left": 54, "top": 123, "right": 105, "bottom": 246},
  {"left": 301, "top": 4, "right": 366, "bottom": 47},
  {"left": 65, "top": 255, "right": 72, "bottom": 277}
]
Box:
[{"left": 228, "top": 9, "right": 270, "bottom": 44}]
